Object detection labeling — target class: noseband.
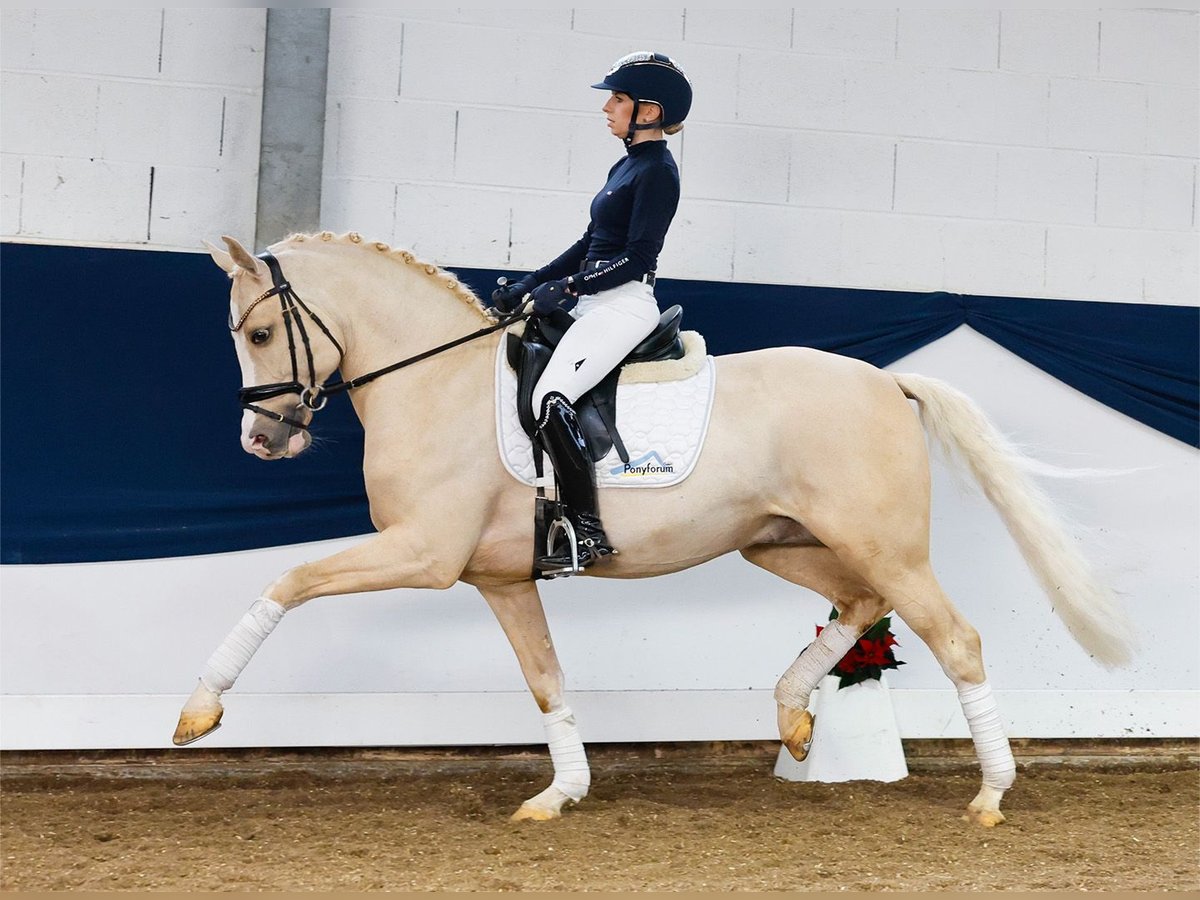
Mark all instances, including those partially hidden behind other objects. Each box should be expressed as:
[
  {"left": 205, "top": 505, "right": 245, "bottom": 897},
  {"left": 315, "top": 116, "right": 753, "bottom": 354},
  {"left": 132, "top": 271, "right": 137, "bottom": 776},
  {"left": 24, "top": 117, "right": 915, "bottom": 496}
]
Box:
[{"left": 231, "top": 251, "right": 527, "bottom": 432}]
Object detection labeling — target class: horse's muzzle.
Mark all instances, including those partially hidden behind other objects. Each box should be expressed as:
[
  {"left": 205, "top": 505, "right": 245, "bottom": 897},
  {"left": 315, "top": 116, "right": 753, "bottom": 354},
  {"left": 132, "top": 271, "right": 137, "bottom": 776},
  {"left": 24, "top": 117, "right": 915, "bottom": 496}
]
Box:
[{"left": 242, "top": 406, "right": 312, "bottom": 459}]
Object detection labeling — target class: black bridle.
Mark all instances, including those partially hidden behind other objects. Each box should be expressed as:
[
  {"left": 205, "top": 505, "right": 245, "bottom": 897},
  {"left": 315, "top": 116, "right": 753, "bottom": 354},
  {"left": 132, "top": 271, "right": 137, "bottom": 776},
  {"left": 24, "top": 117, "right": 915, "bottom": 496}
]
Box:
[{"left": 232, "top": 251, "right": 527, "bottom": 431}]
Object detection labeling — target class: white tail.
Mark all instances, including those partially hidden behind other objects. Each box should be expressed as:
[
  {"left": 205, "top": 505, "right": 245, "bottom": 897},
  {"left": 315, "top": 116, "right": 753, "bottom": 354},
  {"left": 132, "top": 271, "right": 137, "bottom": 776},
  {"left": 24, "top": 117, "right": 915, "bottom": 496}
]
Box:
[{"left": 894, "top": 372, "right": 1135, "bottom": 668}]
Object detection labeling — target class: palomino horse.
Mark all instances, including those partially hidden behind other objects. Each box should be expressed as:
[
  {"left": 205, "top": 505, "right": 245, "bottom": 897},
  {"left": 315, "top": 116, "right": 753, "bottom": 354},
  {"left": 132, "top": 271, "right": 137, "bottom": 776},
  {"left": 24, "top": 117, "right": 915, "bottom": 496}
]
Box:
[{"left": 175, "top": 231, "right": 1133, "bottom": 826}]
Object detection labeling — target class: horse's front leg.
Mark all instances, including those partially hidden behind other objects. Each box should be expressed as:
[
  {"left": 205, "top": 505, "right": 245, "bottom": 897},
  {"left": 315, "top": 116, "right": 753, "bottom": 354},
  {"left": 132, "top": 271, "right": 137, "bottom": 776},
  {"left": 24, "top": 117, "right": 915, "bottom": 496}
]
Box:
[
  {"left": 476, "top": 581, "right": 589, "bottom": 822},
  {"left": 173, "top": 527, "right": 463, "bottom": 746}
]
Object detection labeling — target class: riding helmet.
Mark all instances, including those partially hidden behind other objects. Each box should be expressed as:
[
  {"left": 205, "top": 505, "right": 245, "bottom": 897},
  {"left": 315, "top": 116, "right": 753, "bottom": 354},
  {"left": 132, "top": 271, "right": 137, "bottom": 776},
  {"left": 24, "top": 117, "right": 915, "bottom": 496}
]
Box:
[{"left": 592, "top": 51, "right": 693, "bottom": 136}]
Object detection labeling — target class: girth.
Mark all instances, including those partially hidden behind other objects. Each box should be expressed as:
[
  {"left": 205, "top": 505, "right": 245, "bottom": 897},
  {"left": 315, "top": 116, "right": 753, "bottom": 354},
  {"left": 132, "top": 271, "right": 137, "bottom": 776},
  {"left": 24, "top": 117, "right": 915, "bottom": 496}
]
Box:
[{"left": 507, "top": 304, "right": 685, "bottom": 463}]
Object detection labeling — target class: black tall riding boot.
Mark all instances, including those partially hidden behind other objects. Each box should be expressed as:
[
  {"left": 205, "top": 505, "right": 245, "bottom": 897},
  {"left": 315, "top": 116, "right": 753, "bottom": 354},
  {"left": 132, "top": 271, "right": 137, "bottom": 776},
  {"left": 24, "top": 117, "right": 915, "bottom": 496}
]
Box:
[{"left": 534, "top": 392, "right": 617, "bottom": 573}]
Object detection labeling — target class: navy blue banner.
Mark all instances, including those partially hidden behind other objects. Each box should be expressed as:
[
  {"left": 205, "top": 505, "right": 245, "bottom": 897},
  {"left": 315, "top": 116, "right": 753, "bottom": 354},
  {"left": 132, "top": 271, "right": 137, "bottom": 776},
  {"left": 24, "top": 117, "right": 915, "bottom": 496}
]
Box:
[{"left": 2, "top": 242, "right": 1196, "bottom": 563}]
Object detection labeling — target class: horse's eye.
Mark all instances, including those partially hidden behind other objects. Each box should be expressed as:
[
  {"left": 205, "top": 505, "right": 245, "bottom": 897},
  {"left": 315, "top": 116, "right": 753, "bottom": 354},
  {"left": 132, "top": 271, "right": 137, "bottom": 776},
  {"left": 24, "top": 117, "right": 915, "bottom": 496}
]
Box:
[{"left": 250, "top": 328, "right": 271, "bottom": 345}]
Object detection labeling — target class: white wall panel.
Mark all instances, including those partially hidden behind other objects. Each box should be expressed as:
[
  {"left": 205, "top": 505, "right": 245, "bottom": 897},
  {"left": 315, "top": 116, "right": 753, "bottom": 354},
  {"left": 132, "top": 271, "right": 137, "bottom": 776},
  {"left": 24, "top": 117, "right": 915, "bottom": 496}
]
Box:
[
  {"left": 790, "top": 10, "right": 896, "bottom": 62},
  {"left": 844, "top": 64, "right": 1049, "bottom": 146},
  {"left": 999, "top": 10, "right": 1099, "bottom": 78},
  {"left": 326, "top": 12, "right": 405, "bottom": 101},
  {"left": 97, "top": 82, "right": 228, "bottom": 167},
  {"left": 21, "top": 9, "right": 161, "bottom": 79},
  {"left": 895, "top": 141, "right": 998, "bottom": 219},
  {"left": 683, "top": 9, "right": 793, "bottom": 50},
  {"left": 1049, "top": 78, "right": 1147, "bottom": 154},
  {"left": 788, "top": 133, "right": 894, "bottom": 212},
  {"left": 320, "top": 177, "right": 395, "bottom": 243},
  {"left": 897, "top": 9, "right": 999, "bottom": 72},
  {"left": 1, "top": 155, "right": 22, "bottom": 235},
  {"left": 18, "top": 157, "right": 148, "bottom": 243},
  {"left": 392, "top": 183, "right": 514, "bottom": 269},
  {"left": 839, "top": 211, "right": 945, "bottom": 291},
  {"left": 572, "top": 9, "right": 684, "bottom": 41},
  {"left": 454, "top": 107, "right": 573, "bottom": 190},
  {"left": 732, "top": 205, "right": 842, "bottom": 286},
  {"left": 151, "top": 165, "right": 257, "bottom": 249},
  {"left": 1046, "top": 225, "right": 1200, "bottom": 304},
  {"left": 1097, "top": 156, "right": 1197, "bottom": 230},
  {"left": 1, "top": 72, "right": 100, "bottom": 159},
  {"left": 655, "top": 198, "right": 736, "bottom": 282},
  {"left": 159, "top": 9, "right": 265, "bottom": 89},
  {"left": 680, "top": 124, "right": 790, "bottom": 204},
  {"left": 1, "top": 8, "right": 265, "bottom": 251},
  {"left": 333, "top": 98, "right": 458, "bottom": 182},
  {"left": 995, "top": 147, "right": 1097, "bottom": 226},
  {"left": 507, "top": 190, "right": 596, "bottom": 271},
  {"left": 1099, "top": 9, "right": 1199, "bottom": 86},
  {"left": 1146, "top": 85, "right": 1200, "bottom": 157},
  {"left": 737, "top": 51, "right": 845, "bottom": 131},
  {"left": 941, "top": 219, "right": 1047, "bottom": 298}
]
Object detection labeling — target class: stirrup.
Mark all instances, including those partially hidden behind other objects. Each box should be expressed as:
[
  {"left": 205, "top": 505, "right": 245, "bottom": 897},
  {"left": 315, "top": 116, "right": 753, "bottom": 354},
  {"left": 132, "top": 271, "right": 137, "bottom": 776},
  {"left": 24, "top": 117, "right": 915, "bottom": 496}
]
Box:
[
  {"left": 536, "top": 516, "right": 583, "bottom": 578},
  {"left": 535, "top": 515, "right": 618, "bottom": 578}
]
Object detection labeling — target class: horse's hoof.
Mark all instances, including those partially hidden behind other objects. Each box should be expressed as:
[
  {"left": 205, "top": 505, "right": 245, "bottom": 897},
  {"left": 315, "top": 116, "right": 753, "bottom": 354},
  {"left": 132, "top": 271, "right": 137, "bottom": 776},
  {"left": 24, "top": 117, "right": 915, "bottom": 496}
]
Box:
[
  {"left": 510, "top": 802, "right": 560, "bottom": 823},
  {"left": 173, "top": 682, "right": 225, "bottom": 746},
  {"left": 964, "top": 806, "right": 1006, "bottom": 827},
  {"left": 777, "top": 704, "right": 815, "bottom": 761},
  {"left": 172, "top": 711, "right": 223, "bottom": 746}
]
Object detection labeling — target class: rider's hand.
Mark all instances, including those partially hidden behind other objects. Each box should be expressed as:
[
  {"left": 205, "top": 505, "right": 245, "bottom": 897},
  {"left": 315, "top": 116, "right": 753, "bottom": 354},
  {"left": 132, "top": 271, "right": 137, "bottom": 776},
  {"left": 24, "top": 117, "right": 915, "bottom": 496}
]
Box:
[
  {"left": 531, "top": 278, "right": 579, "bottom": 315},
  {"left": 490, "top": 275, "right": 537, "bottom": 314}
]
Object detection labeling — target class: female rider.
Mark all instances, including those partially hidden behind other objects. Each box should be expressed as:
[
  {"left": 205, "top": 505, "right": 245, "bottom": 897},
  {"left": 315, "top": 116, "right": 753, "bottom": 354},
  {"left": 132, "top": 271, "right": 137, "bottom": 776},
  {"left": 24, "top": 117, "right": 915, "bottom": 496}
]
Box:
[{"left": 491, "top": 51, "right": 692, "bottom": 574}]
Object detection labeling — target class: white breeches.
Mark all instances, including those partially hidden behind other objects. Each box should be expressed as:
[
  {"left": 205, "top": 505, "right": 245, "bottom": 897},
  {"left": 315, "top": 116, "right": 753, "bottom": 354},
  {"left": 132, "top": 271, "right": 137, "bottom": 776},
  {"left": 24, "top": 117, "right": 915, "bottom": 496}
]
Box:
[{"left": 531, "top": 280, "right": 661, "bottom": 417}]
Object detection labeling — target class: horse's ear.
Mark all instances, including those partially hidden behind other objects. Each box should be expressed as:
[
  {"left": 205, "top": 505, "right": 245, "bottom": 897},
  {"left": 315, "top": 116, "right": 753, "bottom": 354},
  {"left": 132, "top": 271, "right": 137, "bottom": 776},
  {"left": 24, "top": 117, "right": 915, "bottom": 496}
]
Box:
[
  {"left": 221, "top": 235, "right": 266, "bottom": 277},
  {"left": 204, "top": 239, "right": 235, "bottom": 274}
]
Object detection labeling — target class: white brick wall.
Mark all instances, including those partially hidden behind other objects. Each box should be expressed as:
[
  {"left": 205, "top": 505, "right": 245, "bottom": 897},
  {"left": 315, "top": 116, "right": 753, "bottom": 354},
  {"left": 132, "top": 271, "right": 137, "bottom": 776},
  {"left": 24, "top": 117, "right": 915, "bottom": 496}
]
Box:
[
  {"left": 1, "top": 8, "right": 264, "bottom": 251},
  {"left": 5, "top": 9, "right": 1196, "bottom": 304}
]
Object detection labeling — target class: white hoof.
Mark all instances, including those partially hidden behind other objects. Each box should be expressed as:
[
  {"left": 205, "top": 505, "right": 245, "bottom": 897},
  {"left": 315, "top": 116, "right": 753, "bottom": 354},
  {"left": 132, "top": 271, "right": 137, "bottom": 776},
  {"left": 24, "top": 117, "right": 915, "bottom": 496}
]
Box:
[
  {"left": 172, "top": 680, "right": 224, "bottom": 746},
  {"left": 510, "top": 785, "right": 576, "bottom": 822}
]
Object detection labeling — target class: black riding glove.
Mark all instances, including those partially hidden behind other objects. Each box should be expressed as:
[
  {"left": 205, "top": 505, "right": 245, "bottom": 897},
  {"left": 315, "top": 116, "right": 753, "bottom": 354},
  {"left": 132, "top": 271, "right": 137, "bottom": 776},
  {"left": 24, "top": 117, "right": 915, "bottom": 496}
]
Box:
[
  {"left": 531, "top": 278, "right": 579, "bottom": 315},
  {"left": 490, "top": 275, "right": 537, "bottom": 313}
]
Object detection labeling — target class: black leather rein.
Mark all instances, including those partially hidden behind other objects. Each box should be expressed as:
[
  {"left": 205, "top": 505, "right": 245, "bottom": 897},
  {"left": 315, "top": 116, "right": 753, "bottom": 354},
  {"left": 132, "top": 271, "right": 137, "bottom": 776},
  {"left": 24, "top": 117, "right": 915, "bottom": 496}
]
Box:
[{"left": 232, "top": 251, "right": 527, "bottom": 431}]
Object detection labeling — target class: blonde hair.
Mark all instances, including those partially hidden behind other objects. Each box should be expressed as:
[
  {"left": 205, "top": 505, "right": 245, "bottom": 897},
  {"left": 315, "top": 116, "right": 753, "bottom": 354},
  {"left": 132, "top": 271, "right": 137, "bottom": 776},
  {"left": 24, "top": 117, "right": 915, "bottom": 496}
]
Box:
[{"left": 664, "top": 122, "right": 684, "bottom": 136}]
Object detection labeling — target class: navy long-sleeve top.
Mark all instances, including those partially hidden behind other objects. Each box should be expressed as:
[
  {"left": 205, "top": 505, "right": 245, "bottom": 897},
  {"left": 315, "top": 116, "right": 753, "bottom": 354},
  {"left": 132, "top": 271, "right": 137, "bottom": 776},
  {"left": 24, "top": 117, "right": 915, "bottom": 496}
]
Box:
[{"left": 533, "top": 139, "right": 680, "bottom": 296}]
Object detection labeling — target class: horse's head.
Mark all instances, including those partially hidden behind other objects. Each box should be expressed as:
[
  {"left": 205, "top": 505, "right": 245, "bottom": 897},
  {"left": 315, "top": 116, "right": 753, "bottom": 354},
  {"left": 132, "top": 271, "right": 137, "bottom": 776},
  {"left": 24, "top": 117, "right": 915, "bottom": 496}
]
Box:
[{"left": 207, "top": 235, "right": 343, "bottom": 460}]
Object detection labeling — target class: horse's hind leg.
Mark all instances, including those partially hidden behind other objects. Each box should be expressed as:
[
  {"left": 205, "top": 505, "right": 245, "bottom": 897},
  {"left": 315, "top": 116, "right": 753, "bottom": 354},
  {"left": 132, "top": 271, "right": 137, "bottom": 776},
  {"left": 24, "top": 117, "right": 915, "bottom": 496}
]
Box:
[
  {"left": 842, "top": 553, "right": 1015, "bottom": 827},
  {"left": 477, "top": 580, "right": 589, "bottom": 822},
  {"left": 741, "top": 544, "right": 892, "bottom": 761}
]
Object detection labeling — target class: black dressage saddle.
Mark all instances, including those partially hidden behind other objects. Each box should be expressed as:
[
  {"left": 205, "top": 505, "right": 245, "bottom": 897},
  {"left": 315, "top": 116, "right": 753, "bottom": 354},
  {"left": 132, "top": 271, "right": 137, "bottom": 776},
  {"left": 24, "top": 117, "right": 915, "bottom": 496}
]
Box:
[{"left": 506, "top": 304, "right": 686, "bottom": 464}]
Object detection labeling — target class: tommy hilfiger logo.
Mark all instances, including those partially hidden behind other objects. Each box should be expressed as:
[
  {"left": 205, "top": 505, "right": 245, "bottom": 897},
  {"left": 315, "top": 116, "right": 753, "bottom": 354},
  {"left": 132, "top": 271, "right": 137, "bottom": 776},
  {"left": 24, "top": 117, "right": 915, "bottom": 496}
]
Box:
[{"left": 611, "top": 450, "right": 675, "bottom": 477}]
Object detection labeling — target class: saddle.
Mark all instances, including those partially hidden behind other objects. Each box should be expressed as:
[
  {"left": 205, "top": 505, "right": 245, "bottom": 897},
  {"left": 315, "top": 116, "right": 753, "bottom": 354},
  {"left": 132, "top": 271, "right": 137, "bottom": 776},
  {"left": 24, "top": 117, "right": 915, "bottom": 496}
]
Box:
[{"left": 506, "top": 304, "right": 686, "bottom": 464}]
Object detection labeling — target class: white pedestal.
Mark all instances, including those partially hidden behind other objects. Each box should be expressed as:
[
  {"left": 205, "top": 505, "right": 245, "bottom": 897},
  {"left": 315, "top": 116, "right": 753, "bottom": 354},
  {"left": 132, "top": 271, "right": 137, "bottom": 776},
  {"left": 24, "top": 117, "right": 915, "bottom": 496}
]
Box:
[{"left": 773, "top": 674, "right": 908, "bottom": 783}]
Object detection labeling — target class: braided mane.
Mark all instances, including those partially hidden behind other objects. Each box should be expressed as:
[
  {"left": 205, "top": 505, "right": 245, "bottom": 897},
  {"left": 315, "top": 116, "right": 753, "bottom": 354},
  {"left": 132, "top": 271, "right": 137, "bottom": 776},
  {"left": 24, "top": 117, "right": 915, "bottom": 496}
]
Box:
[{"left": 274, "top": 231, "right": 491, "bottom": 321}]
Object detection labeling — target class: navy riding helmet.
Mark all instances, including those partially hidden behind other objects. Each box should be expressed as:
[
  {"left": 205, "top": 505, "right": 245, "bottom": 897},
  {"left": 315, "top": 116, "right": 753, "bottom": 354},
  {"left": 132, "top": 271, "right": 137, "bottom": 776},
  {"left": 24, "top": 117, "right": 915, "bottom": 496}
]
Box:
[{"left": 592, "top": 51, "right": 692, "bottom": 145}]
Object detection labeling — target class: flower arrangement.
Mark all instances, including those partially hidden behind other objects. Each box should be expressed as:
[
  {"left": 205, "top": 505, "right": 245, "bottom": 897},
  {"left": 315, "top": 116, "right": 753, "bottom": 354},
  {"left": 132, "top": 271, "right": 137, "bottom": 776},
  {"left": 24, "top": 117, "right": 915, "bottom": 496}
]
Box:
[{"left": 820, "top": 608, "right": 904, "bottom": 689}]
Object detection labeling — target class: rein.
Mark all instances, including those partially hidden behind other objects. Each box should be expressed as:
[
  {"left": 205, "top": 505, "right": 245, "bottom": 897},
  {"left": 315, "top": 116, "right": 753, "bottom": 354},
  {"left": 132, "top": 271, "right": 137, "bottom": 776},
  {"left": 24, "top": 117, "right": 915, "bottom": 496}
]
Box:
[{"left": 232, "top": 251, "right": 527, "bottom": 431}]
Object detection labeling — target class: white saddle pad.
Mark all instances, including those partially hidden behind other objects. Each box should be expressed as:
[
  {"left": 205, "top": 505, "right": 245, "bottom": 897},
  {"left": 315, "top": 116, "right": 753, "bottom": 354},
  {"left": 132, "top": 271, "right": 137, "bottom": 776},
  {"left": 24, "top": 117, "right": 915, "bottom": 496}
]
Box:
[{"left": 495, "top": 329, "right": 716, "bottom": 488}]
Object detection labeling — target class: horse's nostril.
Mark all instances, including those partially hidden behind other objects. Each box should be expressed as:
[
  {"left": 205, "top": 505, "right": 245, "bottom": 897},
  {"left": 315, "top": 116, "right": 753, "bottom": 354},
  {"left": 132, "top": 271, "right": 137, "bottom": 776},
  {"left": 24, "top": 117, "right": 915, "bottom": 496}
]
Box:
[{"left": 251, "top": 434, "right": 269, "bottom": 449}]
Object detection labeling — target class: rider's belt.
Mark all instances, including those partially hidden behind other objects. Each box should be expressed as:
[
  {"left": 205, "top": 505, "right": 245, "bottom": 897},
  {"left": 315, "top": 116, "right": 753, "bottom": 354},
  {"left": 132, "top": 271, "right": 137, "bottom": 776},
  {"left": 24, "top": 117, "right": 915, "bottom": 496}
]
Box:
[{"left": 582, "top": 259, "right": 656, "bottom": 287}]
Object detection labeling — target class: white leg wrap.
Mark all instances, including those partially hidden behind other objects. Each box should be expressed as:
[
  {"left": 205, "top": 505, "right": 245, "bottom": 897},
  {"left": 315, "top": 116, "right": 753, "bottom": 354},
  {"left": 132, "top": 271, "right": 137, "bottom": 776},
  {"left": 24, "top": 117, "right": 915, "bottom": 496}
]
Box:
[
  {"left": 199, "top": 597, "right": 286, "bottom": 695},
  {"left": 543, "top": 706, "right": 590, "bottom": 802},
  {"left": 959, "top": 680, "right": 1016, "bottom": 791},
  {"left": 774, "top": 619, "right": 858, "bottom": 710}
]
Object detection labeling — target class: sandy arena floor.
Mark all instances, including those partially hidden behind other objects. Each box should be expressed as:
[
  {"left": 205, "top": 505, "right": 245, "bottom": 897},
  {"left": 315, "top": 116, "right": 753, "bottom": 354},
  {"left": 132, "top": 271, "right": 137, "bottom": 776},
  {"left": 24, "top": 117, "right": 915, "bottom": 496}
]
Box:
[{"left": 1, "top": 742, "right": 1196, "bottom": 892}]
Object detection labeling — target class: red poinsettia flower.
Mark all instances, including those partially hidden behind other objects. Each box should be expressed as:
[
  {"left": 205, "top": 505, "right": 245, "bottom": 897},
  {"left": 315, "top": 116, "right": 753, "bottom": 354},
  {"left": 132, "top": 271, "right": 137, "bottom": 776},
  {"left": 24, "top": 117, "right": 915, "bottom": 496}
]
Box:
[{"left": 817, "top": 610, "right": 905, "bottom": 689}]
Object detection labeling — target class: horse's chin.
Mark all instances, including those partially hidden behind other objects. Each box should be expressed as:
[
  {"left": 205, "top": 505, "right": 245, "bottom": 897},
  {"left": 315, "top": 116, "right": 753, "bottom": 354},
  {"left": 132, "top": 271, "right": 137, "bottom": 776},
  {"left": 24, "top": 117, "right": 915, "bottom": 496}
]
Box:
[{"left": 284, "top": 432, "right": 311, "bottom": 458}]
